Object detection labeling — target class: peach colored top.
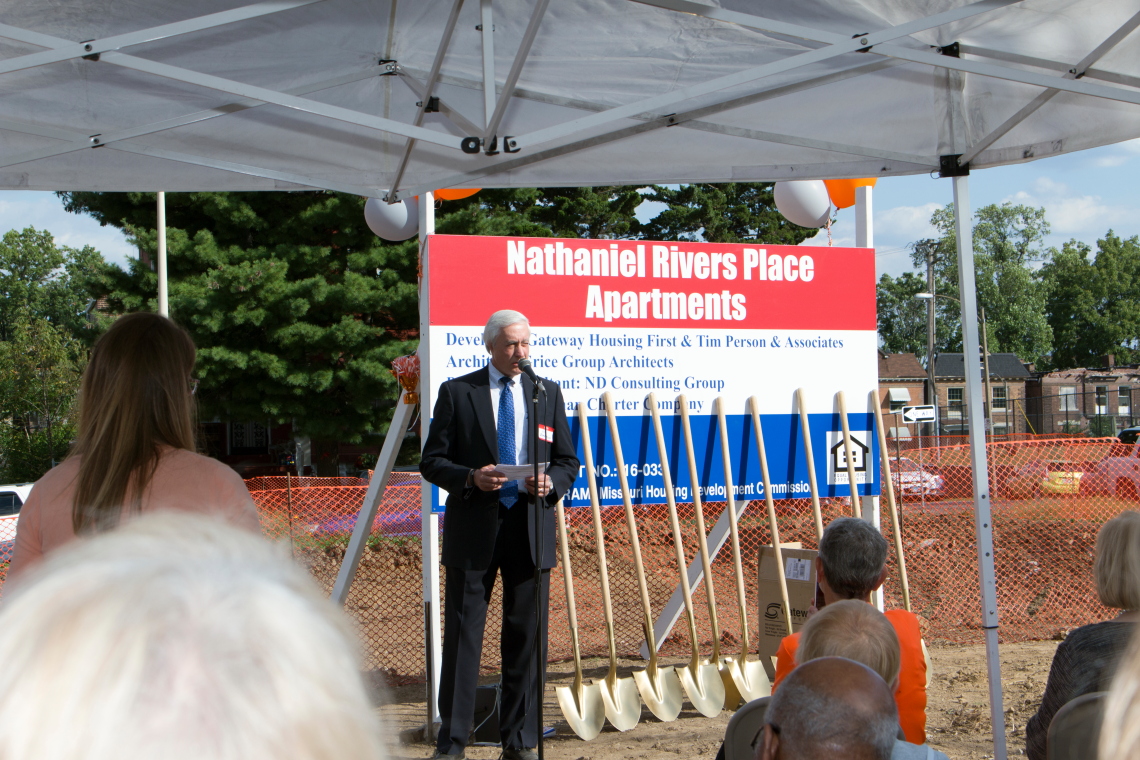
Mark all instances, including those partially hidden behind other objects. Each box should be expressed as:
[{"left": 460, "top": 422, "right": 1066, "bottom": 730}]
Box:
[{"left": 10, "top": 448, "right": 261, "bottom": 580}]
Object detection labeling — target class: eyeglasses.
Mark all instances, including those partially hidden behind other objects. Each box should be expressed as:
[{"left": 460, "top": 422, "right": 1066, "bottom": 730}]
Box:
[
  {"left": 189, "top": 378, "right": 200, "bottom": 396},
  {"left": 750, "top": 722, "right": 780, "bottom": 754}
]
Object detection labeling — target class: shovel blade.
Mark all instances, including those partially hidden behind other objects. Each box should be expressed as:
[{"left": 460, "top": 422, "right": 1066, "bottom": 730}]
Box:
[
  {"left": 679, "top": 661, "right": 726, "bottom": 717},
  {"left": 724, "top": 656, "right": 771, "bottom": 704},
  {"left": 556, "top": 682, "right": 605, "bottom": 741},
  {"left": 718, "top": 659, "right": 743, "bottom": 710},
  {"left": 600, "top": 676, "right": 641, "bottom": 732},
  {"left": 633, "top": 666, "right": 683, "bottom": 722}
]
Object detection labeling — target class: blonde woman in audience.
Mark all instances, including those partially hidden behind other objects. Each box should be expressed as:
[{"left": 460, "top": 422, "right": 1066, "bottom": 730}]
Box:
[
  {"left": 0, "top": 511, "right": 387, "bottom": 760},
  {"left": 1100, "top": 629, "right": 1140, "bottom": 759},
  {"left": 10, "top": 312, "right": 260, "bottom": 579},
  {"left": 796, "top": 600, "right": 949, "bottom": 760},
  {"left": 1025, "top": 510, "right": 1140, "bottom": 760}
]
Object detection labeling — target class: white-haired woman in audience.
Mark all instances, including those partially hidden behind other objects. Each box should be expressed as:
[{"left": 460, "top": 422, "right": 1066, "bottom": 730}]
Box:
[
  {"left": 10, "top": 312, "right": 260, "bottom": 579},
  {"left": 1100, "top": 628, "right": 1140, "bottom": 759},
  {"left": 0, "top": 512, "right": 387, "bottom": 760},
  {"left": 796, "top": 600, "right": 949, "bottom": 760},
  {"left": 1025, "top": 510, "right": 1140, "bottom": 760}
]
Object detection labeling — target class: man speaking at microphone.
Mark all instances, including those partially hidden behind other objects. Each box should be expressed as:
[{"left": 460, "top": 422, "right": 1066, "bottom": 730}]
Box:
[{"left": 421, "top": 309, "right": 579, "bottom": 760}]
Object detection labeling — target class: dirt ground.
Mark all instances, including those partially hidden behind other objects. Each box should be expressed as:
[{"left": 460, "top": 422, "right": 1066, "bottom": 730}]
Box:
[{"left": 378, "top": 639, "right": 1058, "bottom": 760}]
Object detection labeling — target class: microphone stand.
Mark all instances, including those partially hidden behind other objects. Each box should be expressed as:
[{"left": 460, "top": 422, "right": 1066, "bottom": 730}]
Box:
[{"left": 529, "top": 375, "right": 546, "bottom": 760}]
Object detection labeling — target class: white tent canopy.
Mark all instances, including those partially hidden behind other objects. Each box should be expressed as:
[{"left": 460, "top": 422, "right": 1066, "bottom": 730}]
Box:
[
  {"left": 5, "top": 3, "right": 1139, "bottom": 758},
  {"left": 1, "top": 0, "right": 1138, "bottom": 197}
]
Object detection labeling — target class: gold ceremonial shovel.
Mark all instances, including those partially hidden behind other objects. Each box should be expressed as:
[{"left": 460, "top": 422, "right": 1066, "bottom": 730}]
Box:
[
  {"left": 554, "top": 497, "right": 605, "bottom": 740},
  {"left": 603, "top": 392, "right": 683, "bottom": 723},
  {"left": 649, "top": 394, "right": 725, "bottom": 718},
  {"left": 713, "top": 397, "right": 772, "bottom": 703},
  {"left": 576, "top": 403, "right": 641, "bottom": 732},
  {"left": 676, "top": 396, "right": 735, "bottom": 712}
]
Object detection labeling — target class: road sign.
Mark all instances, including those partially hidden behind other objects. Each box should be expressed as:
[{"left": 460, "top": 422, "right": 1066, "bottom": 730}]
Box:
[{"left": 901, "top": 405, "right": 937, "bottom": 423}]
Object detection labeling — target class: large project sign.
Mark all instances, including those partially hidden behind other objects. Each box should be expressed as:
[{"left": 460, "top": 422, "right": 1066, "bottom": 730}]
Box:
[{"left": 424, "top": 234, "right": 879, "bottom": 509}]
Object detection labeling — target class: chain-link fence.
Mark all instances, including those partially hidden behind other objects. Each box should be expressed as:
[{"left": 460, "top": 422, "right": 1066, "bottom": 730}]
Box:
[{"left": 234, "top": 434, "right": 1130, "bottom": 688}]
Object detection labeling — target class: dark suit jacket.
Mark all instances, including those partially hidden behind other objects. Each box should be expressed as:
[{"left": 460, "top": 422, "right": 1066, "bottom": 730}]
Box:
[{"left": 420, "top": 366, "right": 579, "bottom": 570}]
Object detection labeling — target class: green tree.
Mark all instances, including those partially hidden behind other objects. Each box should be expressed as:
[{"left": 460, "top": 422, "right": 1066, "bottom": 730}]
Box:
[
  {"left": 876, "top": 271, "right": 929, "bottom": 358},
  {"left": 907, "top": 202, "right": 1053, "bottom": 364},
  {"left": 639, "top": 183, "right": 814, "bottom": 245},
  {"left": 1040, "top": 232, "right": 1140, "bottom": 369}
]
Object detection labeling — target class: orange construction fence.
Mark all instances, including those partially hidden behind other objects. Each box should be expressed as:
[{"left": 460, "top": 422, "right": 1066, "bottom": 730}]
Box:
[{"left": 241, "top": 436, "right": 1126, "bottom": 687}]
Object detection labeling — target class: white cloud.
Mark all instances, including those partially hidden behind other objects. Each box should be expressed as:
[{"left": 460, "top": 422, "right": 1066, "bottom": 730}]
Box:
[
  {"left": 0, "top": 191, "right": 135, "bottom": 267},
  {"left": 1003, "top": 179, "right": 1134, "bottom": 238}
]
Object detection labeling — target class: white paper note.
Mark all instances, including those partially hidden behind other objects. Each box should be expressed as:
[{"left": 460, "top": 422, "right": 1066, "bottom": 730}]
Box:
[{"left": 496, "top": 463, "right": 549, "bottom": 480}]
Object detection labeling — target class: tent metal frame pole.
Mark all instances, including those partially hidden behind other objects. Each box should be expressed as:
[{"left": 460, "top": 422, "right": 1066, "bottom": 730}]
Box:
[
  {"left": 514, "top": 0, "right": 1003, "bottom": 151},
  {"left": 0, "top": 23, "right": 465, "bottom": 150},
  {"left": 386, "top": 0, "right": 466, "bottom": 201},
  {"left": 0, "top": 0, "right": 324, "bottom": 76},
  {"left": 959, "top": 8, "right": 1140, "bottom": 165},
  {"left": 331, "top": 390, "right": 416, "bottom": 604},
  {"left": 399, "top": 68, "right": 484, "bottom": 137},
  {"left": 418, "top": 193, "right": 443, "bottom": 741},
  {"left": 157, "top": 191, "right": 168, "bottom": 317},
  {"left": 483, "top": 0, "right": 549, "bottom": 143},
  {"left": 479, "top": 0, "right": 496, "bottom": 129},
  {"left": 0, "top": 66, "right": 385, "bottom": 171},
  {"left": 951, "top": 172, "right": 1008, "bottom": 760},
  {"left": 957, "top": 43, "right": 1140, "bottom": 89}
]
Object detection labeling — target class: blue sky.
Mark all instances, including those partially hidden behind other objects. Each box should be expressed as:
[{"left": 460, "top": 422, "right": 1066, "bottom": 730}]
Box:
[{"left": 4, "top": 138, "right": 1140, "bottom": 277}]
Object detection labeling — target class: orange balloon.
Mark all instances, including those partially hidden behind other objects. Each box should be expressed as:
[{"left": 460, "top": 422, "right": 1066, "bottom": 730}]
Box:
[
  {"left": 823, "top": 178, "right": 877, "bottom": 209},
  {"left": 434, "top": 188, "right": 481, "bottom": 201}
]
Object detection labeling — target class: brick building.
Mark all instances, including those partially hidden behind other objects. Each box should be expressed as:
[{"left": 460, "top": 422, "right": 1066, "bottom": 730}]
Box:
[
  {"left": 934, "top": 353, "right": 1031, "bottom": 436},
  {"left": 1025, "top": 356, "right": 1140, "bottom": 436},
  {"left": 877, "top": 351, "right": 927, "bottom": 438}
]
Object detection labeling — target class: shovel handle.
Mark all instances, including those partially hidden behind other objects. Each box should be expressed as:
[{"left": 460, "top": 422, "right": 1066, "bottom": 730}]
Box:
[
  {"left": 577, "top": 403, "right": 624, "bottom": 675},
  {"left": 837, "top": 391, "right": 862, "bottom": 517},
  {"left": 750, "top": 396, "right": 794, "bottom": 636},
  {"left": 556, "top": 498, "right": 586, "bottom": 688},
  {"left": 796, "top": 388, "right": 824, "bottom": 541},
  {"left": 602, "top": 392, "right": 660, "bottom": 657},
  {"left": 649, "top": 394, "right": 703, "bottom": 668},
  {"left": 677, "top": 395, "right": 721, "bottom": 661},
  {"left": 715, "top": 397, "right": 752, "bottom": 654},
  {"left": 871, "top": 391, "right": 911, "bottom": 612}
]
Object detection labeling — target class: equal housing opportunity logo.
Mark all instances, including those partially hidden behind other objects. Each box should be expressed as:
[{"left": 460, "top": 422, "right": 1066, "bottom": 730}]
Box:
[{"left": 827, "top": 430, "right": 873, "bottom": 486}]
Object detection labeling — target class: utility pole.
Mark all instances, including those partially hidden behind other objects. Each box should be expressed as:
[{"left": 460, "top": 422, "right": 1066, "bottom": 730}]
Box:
[
  {"left": 981, "top": 305, "right": 993, "bottom": 436},
  {"left": 926, "top": 246, "right": 937, "bottom": 437}
]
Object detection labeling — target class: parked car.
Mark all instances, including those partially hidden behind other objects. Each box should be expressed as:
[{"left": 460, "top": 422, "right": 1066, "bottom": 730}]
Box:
[
  {"left": 0, "top": 483, "right": 32, "bottom": 562},
  {"left": 889, "top": 457, "right": 945, "bottom": 498},
  {"left": 1120, "top": 426, "right": 1140, "bottom": 445},
  {"left": 1001, "top": 460, "right": 1083, "bottom": 498},
  {"left": 1086, "top": 443, "right": 1140, "bottom": 499}
]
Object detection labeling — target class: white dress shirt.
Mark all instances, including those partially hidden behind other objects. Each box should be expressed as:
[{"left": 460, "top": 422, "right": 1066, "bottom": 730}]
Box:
[{"left": 488, "top": 363, "right": 528, "bottom": 489}]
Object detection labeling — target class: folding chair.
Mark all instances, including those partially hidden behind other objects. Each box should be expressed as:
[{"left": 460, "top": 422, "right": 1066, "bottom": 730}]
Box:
[
  {"left": 1047, "top": 691, "right": 1107, "bottom": 760},
  {"left": 722, "top": 697, "right": 771, "bottom": 760}
]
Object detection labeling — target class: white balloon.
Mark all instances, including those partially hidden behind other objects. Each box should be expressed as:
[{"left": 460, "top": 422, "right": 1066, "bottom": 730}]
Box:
[
  {"left": 364, "top": 196, "right": 420, "bottom": 241},
  {"left": 774, "top": 180, "right": 832, "bottom": 228}
]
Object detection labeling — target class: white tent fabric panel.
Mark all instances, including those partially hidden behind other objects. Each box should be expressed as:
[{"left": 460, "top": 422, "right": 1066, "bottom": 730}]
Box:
[{"left": 1, "top": 0, "right": 1138, "bottom": 195}]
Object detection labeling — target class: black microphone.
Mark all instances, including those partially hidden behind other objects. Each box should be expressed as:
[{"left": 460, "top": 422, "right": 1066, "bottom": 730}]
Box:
[{"left": 517, "top": 358, "right": 545, "bottom": 393}]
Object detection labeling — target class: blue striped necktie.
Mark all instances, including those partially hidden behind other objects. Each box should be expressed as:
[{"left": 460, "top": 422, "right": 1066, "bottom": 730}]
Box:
[{"left": 497, "top": 376, "right": 518, "bottom": 508}]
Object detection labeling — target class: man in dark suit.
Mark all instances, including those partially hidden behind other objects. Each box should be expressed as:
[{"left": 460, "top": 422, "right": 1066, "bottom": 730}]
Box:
[{"left": 421, "top": 310, "right": 579, "bottom": 760}]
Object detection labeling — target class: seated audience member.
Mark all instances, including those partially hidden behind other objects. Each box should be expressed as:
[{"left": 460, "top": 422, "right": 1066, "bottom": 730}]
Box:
[
  {"left": 1026, "top": 510, "right": 1140, "bottom": 760},
  {"left": 798, "top": 600, "right": 949, "bottom": 760},
  {"left": 0, "top": 512, "right": 387, "bottom": 760},
  {"left": 758, "top": 656, "right": 897, "bottom": 760},
  {"left": 1100, "top": 629, "right": 1140, "bottom": 760},
  {"left": 773, "top": 517, "right": 928, "bottom": 744},
  {"left": 10, "top": 312, "right": 260, "bottom": 580}
]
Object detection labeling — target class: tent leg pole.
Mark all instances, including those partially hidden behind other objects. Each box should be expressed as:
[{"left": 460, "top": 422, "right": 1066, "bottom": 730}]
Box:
[
  {"left": 951, "top": 172, "right": 1007, "bottom": 760},
  {"left": 418, "top": 193, "right": 442, "bottom": 742},
  {"left": 157, "top": 191, "right": 168, "bottom": 317}
]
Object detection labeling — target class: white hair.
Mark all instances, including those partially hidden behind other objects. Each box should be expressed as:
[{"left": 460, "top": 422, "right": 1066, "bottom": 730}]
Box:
[
  {"left": 0, "top": 512, "right": 387, "bottom": 760},
  {"left": 483, "top": 309, "right": 529, "bottom": 349}
]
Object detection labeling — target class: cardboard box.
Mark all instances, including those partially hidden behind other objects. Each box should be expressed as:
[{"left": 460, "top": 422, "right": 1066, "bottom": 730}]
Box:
[{"left": 757, "top": 544, "right": 817, "bottom": 680}]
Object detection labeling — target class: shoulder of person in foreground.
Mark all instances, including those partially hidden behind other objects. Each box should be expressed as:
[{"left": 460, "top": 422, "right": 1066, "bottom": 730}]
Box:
[
  {"left": 0, "top": 511, "right": 387, "bottom": 760},
  {"left": 892, "top": 739, "right": 949, "bottom": 760}
]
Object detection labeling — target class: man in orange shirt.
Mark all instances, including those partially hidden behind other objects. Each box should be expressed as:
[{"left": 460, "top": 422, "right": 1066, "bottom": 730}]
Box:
[{"left": 772, "top": 517, "right": 929, "bottom": 745}]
